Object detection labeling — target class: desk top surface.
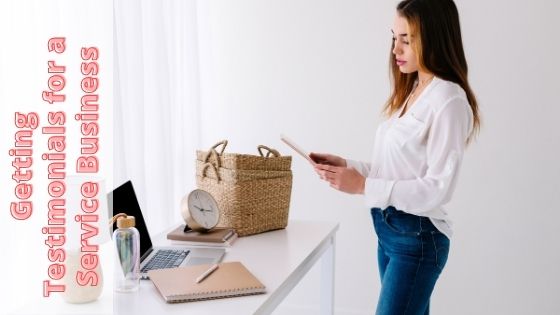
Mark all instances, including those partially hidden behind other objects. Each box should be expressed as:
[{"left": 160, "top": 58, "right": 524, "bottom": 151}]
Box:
[{"left": 114, "top": 220, "right": 339, "bottom": 315}]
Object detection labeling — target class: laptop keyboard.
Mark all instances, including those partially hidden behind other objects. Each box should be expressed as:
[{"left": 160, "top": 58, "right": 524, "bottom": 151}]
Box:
[{"left": 141, "top": 249, "right": 190, "bottom": 273}]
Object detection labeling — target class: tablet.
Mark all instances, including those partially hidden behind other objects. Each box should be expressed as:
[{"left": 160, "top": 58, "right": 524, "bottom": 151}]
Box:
[{"left": 280, "top": 134, "right": 316, "bottom": 165}]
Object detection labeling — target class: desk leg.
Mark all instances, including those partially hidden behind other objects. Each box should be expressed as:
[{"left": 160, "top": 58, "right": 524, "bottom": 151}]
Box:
[{"left": 320, "top": 235, "right": 335, "bottom": 315}]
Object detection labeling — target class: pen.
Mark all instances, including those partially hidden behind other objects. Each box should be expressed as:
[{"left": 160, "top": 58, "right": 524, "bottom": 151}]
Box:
[
  {"left": 195, "top": 264, "right": 219, "bottom": 284},
  {"left": 222, "top": 229, "right": 235, "bottom": 242}
]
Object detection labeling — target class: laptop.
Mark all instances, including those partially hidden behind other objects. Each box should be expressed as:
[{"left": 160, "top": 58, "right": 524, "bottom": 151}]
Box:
[{"left": 108, "top": 180, "right": 225, "bottom": 279}]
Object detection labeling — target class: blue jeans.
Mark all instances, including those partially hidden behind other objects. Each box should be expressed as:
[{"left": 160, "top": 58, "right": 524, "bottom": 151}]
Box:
[{"left": 371, "top": 207, "right": 450, "bottom": 315}]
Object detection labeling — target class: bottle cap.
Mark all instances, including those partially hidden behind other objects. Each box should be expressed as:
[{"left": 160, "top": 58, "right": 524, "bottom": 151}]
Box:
[{"left": 116, "top": 215, "right": 135, "bottom": 228}]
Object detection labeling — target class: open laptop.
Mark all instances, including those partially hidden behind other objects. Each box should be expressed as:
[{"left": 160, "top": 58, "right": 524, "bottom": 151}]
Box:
[{"left": 108, "top": 180, "right": 225, "bottom": 279}]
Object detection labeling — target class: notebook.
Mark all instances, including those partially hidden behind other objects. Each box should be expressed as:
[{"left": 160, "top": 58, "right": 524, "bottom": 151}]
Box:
[
  {"left": 167, "top": 226, "right": 238, "bottom": 247},
  {"left": 148, "top": 261, "right": 266, "bottom": 303}
]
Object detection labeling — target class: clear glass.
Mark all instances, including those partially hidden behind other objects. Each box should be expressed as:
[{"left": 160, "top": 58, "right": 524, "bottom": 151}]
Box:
[{"left": 113, "top": 227, "right": 140, "bottom": 292}]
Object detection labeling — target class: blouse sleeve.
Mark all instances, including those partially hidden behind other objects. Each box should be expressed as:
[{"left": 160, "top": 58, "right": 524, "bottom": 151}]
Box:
[{"left": 363, "top": 97, "right": 473, "bottom": 213}]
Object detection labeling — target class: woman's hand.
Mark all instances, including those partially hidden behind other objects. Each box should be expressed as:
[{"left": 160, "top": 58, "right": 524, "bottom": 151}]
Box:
[
  {"left": 309, "top": 152, "right": 347, "bottom": 167},
  {"left": 314, "top": 163, "right": 366, "bottom": 194}
]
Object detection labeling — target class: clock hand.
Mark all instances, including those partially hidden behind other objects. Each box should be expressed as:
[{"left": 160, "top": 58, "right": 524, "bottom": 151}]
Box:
[{"left": 194, "top": 205, "right": 214, "bottom": 213}]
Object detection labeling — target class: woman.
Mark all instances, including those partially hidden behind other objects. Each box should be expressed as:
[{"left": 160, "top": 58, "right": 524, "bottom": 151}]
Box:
[{"left": 311, "top": 0, "right": 480, "bottom": 314}]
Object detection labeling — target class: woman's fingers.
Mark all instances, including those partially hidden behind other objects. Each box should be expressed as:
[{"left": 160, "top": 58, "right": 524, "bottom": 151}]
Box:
[
  {"left": 315, "top": 164, "right": 340, "bottom": 182},
  {"left": 315, "top": 164, "right": 337, "bottom": 173},
  {"left": 309, "top": 152, "right": 329, "bottom": 164},
  {"left": 310, "top": 152, "right": 341, "bottom": 165},
  {"left": 314, "top": 164, "right": 364, "bottom": 194}
]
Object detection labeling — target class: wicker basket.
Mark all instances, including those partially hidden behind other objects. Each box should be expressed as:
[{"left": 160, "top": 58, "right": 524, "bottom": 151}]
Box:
[
  {"left": 195, "top": 141, "right": 293, "bottom": 236},
  {"left": 196, "top": 140, "right": 292, "bottom": 171}
]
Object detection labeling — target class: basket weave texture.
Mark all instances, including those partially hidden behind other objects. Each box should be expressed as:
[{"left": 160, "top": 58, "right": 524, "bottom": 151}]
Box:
[{"left": 196, "top": 141, "right": 293, "bottom": 236}]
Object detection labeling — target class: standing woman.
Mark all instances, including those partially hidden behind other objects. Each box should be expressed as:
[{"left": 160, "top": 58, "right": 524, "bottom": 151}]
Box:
[{"left": 311, "top": 0, "right": 480, "bottom": 314}]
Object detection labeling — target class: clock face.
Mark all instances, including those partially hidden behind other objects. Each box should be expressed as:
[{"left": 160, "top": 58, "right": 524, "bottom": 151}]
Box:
[{"left": 186, "top": 189, "right": 220, "bottom": 230}]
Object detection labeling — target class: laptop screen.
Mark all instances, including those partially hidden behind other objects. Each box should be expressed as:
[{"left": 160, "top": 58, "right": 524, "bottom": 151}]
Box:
[{"left": 107, "top": 180, "right": 153, "bottom": 259}]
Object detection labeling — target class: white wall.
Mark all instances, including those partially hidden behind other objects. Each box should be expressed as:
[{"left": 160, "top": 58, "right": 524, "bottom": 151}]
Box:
[{"left": 196, "top": 0, "right": 560, "bottom": 314}]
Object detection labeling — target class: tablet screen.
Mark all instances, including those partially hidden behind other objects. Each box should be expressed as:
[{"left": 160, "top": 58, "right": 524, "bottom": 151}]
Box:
[{"left": 280, "top": 135, "right": 316, "bottom": 165}]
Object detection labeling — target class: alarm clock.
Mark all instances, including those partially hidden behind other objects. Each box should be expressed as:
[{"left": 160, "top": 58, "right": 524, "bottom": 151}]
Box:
[{"left": 181, "top": 189, "right": 221, "bottom": 232}]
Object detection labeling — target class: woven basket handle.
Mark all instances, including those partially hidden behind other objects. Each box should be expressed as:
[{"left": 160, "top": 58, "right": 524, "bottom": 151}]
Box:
[
  {"left": 200, "top": 162, "right": 221, "bottom": 182},
  {"left": 202, "top": 140, "right": 228, "bottom": 167},
  {"left": 211, "top": 140, "right": 228, "bottom": 155},
  {"left": 257, "top": 145, "right": 280, "bottom": 158}
]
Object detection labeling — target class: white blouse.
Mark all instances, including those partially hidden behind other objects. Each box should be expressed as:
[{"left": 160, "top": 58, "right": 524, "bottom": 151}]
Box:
[{"left": 347, "top": 77, "right": 473, "bottom": 239}]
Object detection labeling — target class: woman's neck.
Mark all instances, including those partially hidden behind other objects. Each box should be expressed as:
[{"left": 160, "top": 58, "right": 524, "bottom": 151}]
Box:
[{"left": 417, "top": 71, "right": 434, "bottom": 86}]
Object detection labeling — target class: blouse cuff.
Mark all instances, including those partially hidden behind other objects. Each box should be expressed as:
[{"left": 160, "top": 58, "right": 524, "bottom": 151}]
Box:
[{"left": 364, "top": 178, "right": 395, "bottom": 209}]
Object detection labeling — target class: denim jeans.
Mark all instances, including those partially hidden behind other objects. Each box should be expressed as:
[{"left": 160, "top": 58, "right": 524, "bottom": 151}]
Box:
[{"left": 371, "top": 207, "right": 450, "bottom": 315}]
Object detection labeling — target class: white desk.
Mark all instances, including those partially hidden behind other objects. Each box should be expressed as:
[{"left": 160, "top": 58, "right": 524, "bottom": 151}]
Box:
[{"left": 115, "top": 220, "right": 339, "bottom": 315}]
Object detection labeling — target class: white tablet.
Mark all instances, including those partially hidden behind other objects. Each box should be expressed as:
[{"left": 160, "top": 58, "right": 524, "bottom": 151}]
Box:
[{"left": 280, "top": 134, "right": 316, "bottom": 165}]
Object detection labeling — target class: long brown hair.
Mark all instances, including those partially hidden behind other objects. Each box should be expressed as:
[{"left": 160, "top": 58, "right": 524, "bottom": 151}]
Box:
[{"left": 385, "top": 0, "right": 480, "bottom": 143}]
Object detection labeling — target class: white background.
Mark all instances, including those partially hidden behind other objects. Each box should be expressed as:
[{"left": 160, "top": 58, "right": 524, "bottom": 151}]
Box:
[{"left": 195, "top": 0, "right": 560, "bottom": 314}]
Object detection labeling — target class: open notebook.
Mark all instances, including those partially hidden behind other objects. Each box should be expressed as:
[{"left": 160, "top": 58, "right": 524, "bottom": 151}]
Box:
[{"left": 148, "top": 261, "right": 266, "bottom": 303}]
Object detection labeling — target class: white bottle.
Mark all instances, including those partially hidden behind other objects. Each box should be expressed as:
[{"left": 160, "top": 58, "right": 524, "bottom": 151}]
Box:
[{"left": 113, "top": 214, "right": 140, "bottom": 292}]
